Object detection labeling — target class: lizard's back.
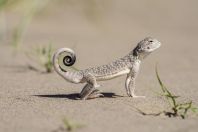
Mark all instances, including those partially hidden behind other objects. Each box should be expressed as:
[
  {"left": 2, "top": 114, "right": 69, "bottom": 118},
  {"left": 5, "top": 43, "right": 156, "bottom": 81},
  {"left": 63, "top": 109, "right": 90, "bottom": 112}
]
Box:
[{"left": 81, "top": 56, "right": 133, "bottom": 81}]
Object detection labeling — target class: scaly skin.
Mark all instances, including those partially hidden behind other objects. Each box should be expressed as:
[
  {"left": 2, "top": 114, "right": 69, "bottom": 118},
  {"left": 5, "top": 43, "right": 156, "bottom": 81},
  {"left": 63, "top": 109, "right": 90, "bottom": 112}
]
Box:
[{"left": 53, "top": 37, "right": 161, "bottom": 100}]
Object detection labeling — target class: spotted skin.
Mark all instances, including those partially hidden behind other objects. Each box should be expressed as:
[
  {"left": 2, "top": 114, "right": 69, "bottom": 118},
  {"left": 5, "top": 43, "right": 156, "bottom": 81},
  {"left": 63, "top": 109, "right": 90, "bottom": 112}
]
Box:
[{"left": 53, "top": 37, "right": 161, "bottom": 100}]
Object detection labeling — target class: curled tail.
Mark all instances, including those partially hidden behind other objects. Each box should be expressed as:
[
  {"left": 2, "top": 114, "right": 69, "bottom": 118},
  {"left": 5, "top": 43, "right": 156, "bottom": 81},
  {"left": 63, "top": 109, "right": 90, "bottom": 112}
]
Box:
[{"left": 53, "top": 48, "right": 82, "bottom": 83}]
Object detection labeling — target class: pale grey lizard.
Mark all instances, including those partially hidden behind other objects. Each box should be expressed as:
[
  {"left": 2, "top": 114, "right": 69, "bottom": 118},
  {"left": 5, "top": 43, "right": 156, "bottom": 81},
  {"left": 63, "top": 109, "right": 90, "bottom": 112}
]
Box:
[{"left": 53, "top": 37, "right": 161, "bottom": 100}]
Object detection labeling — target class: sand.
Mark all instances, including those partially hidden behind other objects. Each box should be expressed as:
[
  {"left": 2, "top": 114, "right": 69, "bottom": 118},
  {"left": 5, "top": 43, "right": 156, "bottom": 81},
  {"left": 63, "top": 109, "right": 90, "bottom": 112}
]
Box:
[{"left": 0, "top": 0, "right": 198, "bottom": 132}]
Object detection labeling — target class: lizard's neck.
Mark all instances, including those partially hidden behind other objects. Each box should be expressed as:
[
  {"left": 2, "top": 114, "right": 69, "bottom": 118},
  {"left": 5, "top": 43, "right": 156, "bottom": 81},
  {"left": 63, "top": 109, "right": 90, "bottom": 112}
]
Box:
[
  {"left": 128, "top": 51, "right": 140, "bottom": 61},
  {"left": 129, "top": 50, "right": 150, "bottom": 61}
]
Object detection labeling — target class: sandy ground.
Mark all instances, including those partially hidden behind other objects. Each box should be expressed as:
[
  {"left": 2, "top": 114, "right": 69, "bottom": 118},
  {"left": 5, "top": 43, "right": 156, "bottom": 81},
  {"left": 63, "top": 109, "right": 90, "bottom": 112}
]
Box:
[{"left": 0, "top": 0, "right": 198, "bottom": 132}]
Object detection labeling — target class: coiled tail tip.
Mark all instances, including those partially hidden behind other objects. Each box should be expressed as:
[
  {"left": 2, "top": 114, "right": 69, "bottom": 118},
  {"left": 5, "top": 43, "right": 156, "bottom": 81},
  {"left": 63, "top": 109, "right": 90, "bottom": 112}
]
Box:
[{"left": 53, "top": 48, "right": 76, "bottom": 74}]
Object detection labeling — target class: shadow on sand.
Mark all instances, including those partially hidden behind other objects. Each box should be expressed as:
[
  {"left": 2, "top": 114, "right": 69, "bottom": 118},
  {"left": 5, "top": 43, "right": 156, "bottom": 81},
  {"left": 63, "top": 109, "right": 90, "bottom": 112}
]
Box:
[{"left": 34, "top": 92, "right": 124, "bottom": 100}]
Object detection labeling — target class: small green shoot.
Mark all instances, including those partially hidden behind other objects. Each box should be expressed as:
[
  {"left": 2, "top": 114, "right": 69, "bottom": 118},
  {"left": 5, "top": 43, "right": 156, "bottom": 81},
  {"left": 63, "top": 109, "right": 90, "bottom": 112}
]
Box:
[
  {"left": 35, "top": 44, "right": 53, "bottom": 73},
  {"left": 155, "top": 66, "right": 198, "bottom": 119},
  {"left": 26, "top": 44, "right": 53, "bottom": 73},
  {"left": 136, "top": 65, "right": 198, "bottom": 119},
  {"left": 53, "top": 118, "right": 84, "bottom": 132},
  {"left": 62, "top": 118, "right": 84, "bottom": 132},
  {"left": 26, "top": 44, "right": 80, "bottom": 73}
]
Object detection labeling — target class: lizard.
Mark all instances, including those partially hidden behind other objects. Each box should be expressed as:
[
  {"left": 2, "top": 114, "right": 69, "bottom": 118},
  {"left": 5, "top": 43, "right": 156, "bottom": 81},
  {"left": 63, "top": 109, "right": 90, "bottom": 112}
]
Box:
[{"left": 53, "top": 37, "right": 161, "bottom": 100}]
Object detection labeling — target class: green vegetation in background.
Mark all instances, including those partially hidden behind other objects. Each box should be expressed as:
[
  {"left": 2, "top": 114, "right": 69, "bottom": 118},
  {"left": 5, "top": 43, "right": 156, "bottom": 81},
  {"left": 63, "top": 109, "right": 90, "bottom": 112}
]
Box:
[
  {"left": 62, "top": 118, "right": 84, "bottom": 132},
  {"left": 11, "top": 0, "right": 49, "bottom": 50},
  {"left": 26, "top": 43, "right": 53, "bottom": 73},
  {"left": 1, "top": 0, "right": 110, "bottom": 73},
  {"left": 1, "top": 0, "right": 111, "bottom": 50},
  {"left": 0, "top": 0, "right": 18, "bottom": 10},
  {"left": 53, "top": 118, "right": 85, "bottom": 132},
  {"left": 0, "top": 0, "right": 49, "bottom": 50}
]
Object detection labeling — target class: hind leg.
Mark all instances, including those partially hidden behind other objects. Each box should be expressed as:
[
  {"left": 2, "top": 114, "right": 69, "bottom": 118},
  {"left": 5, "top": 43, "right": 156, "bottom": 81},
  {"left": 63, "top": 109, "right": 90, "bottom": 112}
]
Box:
[
  {"left": 79, "top": 84, "right": 94, "bottom": 100},
  {"left": 80, "top": 84, "right": 103, "bottom": 100},
  {"left": 87, "top": 89, "right": 104, "bottom": 99},
  {"left": 80, "top": 73, "right": 102, "bottom": 100},
  {"left": 84, "top": 73, "right": 100, "bottom": 88}
]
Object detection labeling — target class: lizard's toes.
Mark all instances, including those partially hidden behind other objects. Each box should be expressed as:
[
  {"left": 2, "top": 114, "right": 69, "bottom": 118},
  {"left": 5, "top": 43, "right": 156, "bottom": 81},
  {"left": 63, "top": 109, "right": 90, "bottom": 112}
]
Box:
[
  {"left": 87, "top": 93, "right": 104, "bottom": 99},
  {"left": 94, "top": 84, "right": 101, "bottom": 88},
  {"left": 127, "top": 92, "right": 132, "bottom": 97},
  {"left": 87, "top": 89, "right": 104, "bottom": 99},
  {"left": 132, "top": 95, "right": 146, "bottom": 98}
]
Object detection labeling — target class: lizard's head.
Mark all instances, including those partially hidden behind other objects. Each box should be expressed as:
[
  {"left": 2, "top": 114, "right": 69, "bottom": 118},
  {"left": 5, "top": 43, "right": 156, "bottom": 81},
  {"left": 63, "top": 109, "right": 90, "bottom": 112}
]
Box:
[{"left": 133, "top": 37, "right": 161, "bottom": 59}]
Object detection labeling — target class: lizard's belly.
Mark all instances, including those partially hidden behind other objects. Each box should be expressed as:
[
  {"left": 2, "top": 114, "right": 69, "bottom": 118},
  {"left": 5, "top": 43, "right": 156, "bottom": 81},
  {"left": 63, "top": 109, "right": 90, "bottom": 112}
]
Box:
[{"left": 96, "top": 69, "right": 130, "bottom": 81}]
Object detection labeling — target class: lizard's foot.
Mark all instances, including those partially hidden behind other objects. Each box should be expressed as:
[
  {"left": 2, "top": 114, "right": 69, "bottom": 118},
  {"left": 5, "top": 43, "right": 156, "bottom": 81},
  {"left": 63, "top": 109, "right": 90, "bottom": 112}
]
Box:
[
  {"left": 131, "top": 95, "right": 146, "bottom": 98},
  {"left": 87, "top": 89, "right": 104, "bottom": 99},
  {"left": 94, "top": 84, "right": 101, "bottom": 88},
  {"left": 128, "top": 93, "right": 146, "bottom": 98},
  {"left": 80, "top": 83, "right": 102, "bottom": 100}
]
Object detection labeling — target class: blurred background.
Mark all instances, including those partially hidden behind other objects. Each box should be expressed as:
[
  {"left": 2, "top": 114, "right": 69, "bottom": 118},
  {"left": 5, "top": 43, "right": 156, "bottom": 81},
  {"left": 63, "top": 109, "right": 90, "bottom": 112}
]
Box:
[
  {"left": 1, "top": 0, "right": 198, "bottom": 90},
  {"left": 0, "top": 0, "right": 198, "bottom": 95},
  {"left": 0, "top": 0, "right": 198, "bottom": 68},
  {"left": 0, "top": 0, "right": 198, "bottom": 69},
  {"left": 1, "top": 1, "right": 198, "bottom": 132}
]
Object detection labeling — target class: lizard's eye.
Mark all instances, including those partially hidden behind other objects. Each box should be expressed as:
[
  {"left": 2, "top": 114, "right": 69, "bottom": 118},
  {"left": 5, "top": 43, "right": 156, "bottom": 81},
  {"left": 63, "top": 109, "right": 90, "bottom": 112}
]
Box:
[
  {"left": 147, "top": 47, "right": 150, "bottom": 49},
  {"left": 149, "top": 40, "right": 153, "bottom": 43}
]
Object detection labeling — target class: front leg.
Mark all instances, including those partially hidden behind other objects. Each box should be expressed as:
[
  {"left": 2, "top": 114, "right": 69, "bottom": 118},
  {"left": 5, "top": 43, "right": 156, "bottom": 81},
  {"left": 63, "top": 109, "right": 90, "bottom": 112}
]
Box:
[
  {"left": 125, "top": 75, "right": 132, "bottom": 97},
  {"left": 125, "top": 70, "right": 145, "bottom": 98}
]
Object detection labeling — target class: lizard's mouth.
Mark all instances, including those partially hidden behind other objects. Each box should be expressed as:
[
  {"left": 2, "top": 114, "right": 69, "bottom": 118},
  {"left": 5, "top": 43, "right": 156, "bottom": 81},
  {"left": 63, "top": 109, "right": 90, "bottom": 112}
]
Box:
[
  {"left": 149, "top": 41, "right": 161, "bottom": 52},
  {"left": 155, "top": 42, "right": 161, "bottom": 49}
]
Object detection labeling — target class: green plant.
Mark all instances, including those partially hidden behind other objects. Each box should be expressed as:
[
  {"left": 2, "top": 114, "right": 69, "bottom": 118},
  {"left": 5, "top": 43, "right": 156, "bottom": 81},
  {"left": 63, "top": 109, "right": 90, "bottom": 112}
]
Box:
[
  {"left": 11, "top": 0, "right": 49, "bottom": 50},
  {"left": 155, "top": 66, "right": 198, "bottom": 119},
  {"left": 136, "top": 66, "right": 198, "bottom": 119},
  {"left": 26, "top": 44, "right": 53, "bottom": 73},
  {"left": 0, "top": 0, "right": 49, "bottom": 50},
  {"left": 53, "top": 118, "right": 84, "bottom": 132},
  {"left": 0, "top": 0, "right": 18, "bottom": 10},
  {"left": 26, "top": 43, "right": 81, "bottom": 73},
  {"left": 62, "top": 118, "right": 84, "bottom": 132},
  {"left": 0, "top": 0, "right": 17, "bottom": 42}
]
